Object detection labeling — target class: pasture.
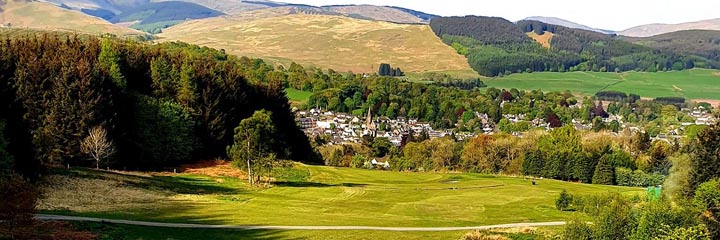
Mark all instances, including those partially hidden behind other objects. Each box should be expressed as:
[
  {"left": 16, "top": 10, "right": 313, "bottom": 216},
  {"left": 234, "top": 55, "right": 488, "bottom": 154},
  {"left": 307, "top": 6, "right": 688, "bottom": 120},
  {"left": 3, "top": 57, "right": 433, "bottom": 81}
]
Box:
[
  {"left": 38, "top": 164, "right": 642, "bottom": 239},
  {"left": 485, "top": 68, "right": 720, "bottom": 100},
  {"left": 285, "top": 88, "right": 312, "bottom": 104}
]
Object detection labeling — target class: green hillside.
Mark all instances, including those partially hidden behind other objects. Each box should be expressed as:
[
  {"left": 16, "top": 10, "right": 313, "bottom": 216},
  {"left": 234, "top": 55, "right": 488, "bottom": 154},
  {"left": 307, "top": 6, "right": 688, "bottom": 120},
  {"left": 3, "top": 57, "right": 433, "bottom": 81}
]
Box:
[{"left": 485, "top": 68, "right": 720, "bottom": 100}]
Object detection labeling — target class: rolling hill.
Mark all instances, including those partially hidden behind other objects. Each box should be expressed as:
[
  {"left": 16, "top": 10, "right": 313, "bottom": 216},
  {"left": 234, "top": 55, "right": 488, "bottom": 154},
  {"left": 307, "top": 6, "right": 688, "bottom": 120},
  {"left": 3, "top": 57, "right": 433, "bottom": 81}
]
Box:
[
  {"left": 0, "top": 0, "right": 145, "bottom": 36},
  {"left": 109, "top": 1, "right": 223, "bottom": 33},
  {"left": 625, "top": 30, "right": 720, "bottom": 64},
  {"left": 619, "top": 18, "right": 720, "bottom": 37},
  {"left": 157, "top": 11, "right": 475, "bottom": 75},
  {"left": 523, "top": 16, "right": 615, "bottom": 34}
]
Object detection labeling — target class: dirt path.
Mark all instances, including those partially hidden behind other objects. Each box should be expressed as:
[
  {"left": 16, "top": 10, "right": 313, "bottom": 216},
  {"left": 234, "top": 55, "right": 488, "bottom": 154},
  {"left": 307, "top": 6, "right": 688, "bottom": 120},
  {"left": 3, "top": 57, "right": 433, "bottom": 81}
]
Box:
[{"left": 36, "top": 214, "right": 566, "bottom": 232}]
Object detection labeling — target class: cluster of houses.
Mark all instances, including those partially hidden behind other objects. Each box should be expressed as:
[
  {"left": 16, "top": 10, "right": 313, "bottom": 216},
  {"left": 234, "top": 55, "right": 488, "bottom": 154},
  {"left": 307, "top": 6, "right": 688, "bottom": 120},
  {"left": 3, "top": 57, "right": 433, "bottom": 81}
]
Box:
[
  {"left": 294, "top": 106, "right": 717, "bottom": 146},
  {"left": 684, "top": 106, "right": 717, "bottom": 126},
  {"left": 294, "top": 108, "right": 479, "bottom": 146}
]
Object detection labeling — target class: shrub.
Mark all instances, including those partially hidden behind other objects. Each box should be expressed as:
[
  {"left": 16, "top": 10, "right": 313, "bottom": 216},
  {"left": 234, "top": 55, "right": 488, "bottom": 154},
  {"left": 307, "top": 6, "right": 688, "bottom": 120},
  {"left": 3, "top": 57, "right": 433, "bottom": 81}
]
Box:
[
  {"left": 0, "top": 175, "right": 39, "bottom": 239},
  {"left": 461, "top": 231, "right": 510, "bottom": 240},
  {"left": 694, "top": 179, "right": 720, "bottom": 239},
  {"left": 561, "top": 216, "right": 593, "bottom": 240},
  {"left": 556, "top": 190, "right": 573, "bottom": 211},
  {"left": 616, "top": 167, "right": 666, "bottom": 187},
  {"left": 655, "top": 225, "right": 710, "bottom": 240}
]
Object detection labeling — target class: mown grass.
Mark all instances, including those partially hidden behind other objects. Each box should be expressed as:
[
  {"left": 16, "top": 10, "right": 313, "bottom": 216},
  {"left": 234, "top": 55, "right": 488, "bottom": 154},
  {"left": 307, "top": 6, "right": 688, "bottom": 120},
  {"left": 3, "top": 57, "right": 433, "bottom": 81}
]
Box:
[
  {"left": 70, "top": 221, "right": 561, "bottom": 240},
  {"left": 485, "top": 68, "right": 720, "bottom": 100},
  {"left": 39, "top": 165, "right": 642, "bottom": 232},
  {"left": 71, "top": 222, "right": 471, "bottom": 240},
  {"left": 285, "top": 88, "right": 313, "bottom": 103}
]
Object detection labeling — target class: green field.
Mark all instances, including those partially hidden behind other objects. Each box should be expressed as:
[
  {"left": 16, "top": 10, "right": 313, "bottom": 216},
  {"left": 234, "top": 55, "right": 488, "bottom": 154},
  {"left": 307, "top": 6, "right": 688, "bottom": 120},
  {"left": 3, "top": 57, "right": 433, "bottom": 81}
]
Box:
[
  {"left": 285, "top": 88, "right": 312, "bottom": 103},
  {"left": 485, "top": 68, "right": 720, "bottom": 100},
  {"left": 39, "top": 165, "right": 642, "bottom": 239}
]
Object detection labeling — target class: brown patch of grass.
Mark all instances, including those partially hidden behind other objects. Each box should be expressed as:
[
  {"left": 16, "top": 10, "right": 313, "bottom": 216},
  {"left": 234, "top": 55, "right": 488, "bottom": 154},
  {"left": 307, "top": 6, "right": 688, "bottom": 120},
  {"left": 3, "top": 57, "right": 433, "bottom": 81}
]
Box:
[
  {"left": 461, "top": 230, "right": 510, "bottom": 240},
  {"left": 492, "top": 227, "right": 537, "bottom": 234},
  {"left": 526, "top": 31, "right": 554, "bottom": 49},
  {"left": 178, "top": 160, "right": 246, "bottom": 178},
  {"left": 37, "top": 175, "right": 170, "bottom": 212}
]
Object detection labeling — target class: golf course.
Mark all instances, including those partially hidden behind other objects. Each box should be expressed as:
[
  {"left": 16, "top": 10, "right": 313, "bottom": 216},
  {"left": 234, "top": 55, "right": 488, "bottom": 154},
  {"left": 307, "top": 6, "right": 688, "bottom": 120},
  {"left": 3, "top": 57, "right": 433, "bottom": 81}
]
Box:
[{"left": 37, "top": 163, "right": 644, "bottom": 239}]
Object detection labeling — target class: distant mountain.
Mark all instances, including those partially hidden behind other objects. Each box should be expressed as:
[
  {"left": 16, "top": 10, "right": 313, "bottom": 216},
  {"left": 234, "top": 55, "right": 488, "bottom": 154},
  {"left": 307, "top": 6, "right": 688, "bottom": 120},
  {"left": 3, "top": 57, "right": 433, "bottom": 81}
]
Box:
[
  {"left": 523, "top": 16, "right": 615, "bottom": 34},
  {"left": 0, "top": 0, "right": 145, "bottom": 36},
  {"left": 619, "top": 18, "right": 720, "bottom": 37},
  {"left": 109, "top": 1, "right": 223, "bottom": 33}
]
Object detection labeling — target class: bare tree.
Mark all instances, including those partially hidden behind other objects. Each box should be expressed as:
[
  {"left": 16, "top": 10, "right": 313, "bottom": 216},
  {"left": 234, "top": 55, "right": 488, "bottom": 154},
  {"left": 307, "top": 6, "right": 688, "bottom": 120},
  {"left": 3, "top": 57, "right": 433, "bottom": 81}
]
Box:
[{"left": 80, "top": 126, "right": 115, "bottom": 169}]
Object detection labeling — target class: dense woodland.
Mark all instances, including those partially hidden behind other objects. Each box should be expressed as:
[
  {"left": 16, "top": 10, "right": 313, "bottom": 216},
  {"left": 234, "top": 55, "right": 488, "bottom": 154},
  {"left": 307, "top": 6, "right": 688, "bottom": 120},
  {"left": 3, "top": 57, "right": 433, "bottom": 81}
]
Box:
[
  {"left": 0, "top": 34, "right": 320, "bottom": 178},
  {"left": 430, "top": 16, "right": 719, "bottom": 76}
]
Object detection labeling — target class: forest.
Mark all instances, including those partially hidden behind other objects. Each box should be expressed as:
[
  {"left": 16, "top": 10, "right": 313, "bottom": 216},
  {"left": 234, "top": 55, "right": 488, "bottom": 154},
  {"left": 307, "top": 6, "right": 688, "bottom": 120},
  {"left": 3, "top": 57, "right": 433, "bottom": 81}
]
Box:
[
  {"left": 0, "top": 34, "right": 320, "bottom": 179},
  {"left": 430, "top": 16, "right": 720, "bottom": 76}
]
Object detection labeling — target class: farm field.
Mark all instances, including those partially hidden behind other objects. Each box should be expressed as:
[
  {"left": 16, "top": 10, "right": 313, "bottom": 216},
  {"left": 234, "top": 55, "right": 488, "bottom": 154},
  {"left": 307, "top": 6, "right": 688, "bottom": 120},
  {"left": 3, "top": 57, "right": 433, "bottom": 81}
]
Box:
[
  {"left": 38, "top": 164, "right": 642, "bottom": 239},
  {"left": 484, "top": 68, "right": 720, "bottom": 100}
]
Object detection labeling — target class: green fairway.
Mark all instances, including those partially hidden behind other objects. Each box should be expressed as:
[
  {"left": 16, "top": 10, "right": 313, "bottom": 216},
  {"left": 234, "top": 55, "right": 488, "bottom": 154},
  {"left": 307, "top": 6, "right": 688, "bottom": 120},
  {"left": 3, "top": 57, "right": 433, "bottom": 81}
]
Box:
[
  {"left": 39, "top": 165, "right": 642, "bottom": 231},
  {"left": 485, "top": 69, "right": 720, "bottom": 100},
  {"left": 70, "top": 222, "right": 470, "bottom": 240},
  {"left": 285, "top": 88, "right": 312, "bottom": 103}
]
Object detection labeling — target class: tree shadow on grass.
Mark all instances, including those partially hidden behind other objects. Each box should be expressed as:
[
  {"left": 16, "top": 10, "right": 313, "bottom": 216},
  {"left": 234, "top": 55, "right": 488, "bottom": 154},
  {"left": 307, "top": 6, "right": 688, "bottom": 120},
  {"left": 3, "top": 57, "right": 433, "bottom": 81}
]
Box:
[{"left": 72, "top": 221, "right": 302, "bottom": 240}]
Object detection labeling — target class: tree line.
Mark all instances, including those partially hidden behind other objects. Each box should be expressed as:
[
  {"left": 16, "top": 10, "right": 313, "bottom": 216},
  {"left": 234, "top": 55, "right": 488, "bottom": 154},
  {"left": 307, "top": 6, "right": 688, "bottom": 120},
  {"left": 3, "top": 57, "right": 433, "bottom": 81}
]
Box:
[{"left": 0, "top": 34, "right": 320, "bottom": 179}]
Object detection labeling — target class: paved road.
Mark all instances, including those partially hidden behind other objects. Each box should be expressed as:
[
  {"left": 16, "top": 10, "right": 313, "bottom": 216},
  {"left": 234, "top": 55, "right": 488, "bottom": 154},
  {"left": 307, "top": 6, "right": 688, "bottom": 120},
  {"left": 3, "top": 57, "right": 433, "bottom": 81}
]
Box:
[{"left": 36, "top": 214, "right": 566, "bottom": 232}]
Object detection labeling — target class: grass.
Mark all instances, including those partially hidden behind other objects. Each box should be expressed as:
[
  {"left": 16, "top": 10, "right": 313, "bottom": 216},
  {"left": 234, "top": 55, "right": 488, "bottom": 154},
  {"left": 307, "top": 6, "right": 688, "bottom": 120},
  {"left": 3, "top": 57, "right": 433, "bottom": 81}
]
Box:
[
  {"left": 39, "top": 165, "right": 643, "bottom": 231},
  {"left": 285, "top": 88, "right": 312, "bottom": 104},
  {"left": 70, "top": 221, "right": 471, "bottom": 240},
  {"left": 157, "top": 12, "right": 473, "bottom": 75},
  {"left": 526, "top": 31, "right": 554, "bottom": 49},
  {"left": 485, "top": 68, "right": 720, "bottom": 100}
]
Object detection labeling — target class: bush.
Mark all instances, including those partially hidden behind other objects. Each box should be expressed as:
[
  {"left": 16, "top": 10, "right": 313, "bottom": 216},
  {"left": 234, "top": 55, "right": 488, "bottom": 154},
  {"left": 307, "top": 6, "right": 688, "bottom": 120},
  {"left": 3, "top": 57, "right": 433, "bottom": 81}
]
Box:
[
  {"left": 461, "top": 230, "right": 510, "bottom": 240},
  {"left": 694, "top": 179, "right": 720, "bottom": 239},
  {"left": 556, "top": 189, "right": 573, "bottom": 211},
  {"left": 616, "top": 167, "right": 666, "bottom": 187},
  {"left": 561, "top": 216, "right": 593, "bottom": 240},
  {"left": 0, "top": 175, "right": 39, "bottom": 239}
]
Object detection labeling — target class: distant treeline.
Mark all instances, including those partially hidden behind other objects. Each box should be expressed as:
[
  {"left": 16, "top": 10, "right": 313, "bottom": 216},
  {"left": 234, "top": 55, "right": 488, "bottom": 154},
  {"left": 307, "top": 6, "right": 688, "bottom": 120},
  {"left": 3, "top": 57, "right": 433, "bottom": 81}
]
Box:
[
  {"left": 0, "top": 34, "right": 319, "bottom": 177},
  {"left": 429, "top": 16, "right": 719, "bottom": 76}
]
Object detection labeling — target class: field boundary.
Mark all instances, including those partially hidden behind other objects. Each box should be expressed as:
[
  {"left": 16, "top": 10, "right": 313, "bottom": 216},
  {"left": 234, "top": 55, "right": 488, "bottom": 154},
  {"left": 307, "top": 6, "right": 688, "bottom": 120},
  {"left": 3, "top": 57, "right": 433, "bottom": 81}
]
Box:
[{"left": 36, "top": 214, "right": 566, "bottom": 232}]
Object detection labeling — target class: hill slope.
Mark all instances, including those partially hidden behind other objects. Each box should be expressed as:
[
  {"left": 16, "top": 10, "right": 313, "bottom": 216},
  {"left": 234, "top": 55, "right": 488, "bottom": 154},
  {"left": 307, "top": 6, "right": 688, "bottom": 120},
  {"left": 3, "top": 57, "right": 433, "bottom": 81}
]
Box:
[
  {"left": 626, "top": 30, "right": 720, "bottom": 63},
  {"left": 109, "top": 1, "right": 223, "bottom": 33},
  {"left": 157, "top": 13, "right": 474, "bottom": 74},
  {"left": 523, "top": 16, "right": 614, "bottom": 34},
  {"left": 0, "top": 0, "right": 145, "bottom": 36},
  {"left": 619, "top": 18, "right": 720, "bottom": 37}
]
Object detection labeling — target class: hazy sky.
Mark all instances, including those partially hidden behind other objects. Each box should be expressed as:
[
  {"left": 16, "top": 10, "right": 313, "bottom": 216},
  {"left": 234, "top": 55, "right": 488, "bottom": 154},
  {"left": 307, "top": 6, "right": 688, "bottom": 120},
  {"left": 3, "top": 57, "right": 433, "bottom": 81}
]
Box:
[{"left": 279, "top": 0, "right": 720, "bottom": 30}]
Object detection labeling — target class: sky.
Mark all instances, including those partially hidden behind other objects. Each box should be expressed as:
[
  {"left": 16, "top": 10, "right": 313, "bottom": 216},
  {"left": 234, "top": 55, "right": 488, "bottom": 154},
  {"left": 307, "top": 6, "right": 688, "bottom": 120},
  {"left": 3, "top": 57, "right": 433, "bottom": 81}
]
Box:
[{"left": 279, "top": 0, "right": 720, "bottom": 30}]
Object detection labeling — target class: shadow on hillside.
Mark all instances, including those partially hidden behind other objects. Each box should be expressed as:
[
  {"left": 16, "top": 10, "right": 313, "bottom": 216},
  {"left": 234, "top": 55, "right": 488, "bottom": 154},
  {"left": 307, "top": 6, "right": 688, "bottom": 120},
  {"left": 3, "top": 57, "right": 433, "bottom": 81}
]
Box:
[{"left": 274, "top": 181, "right": 367, "bottom": 188}]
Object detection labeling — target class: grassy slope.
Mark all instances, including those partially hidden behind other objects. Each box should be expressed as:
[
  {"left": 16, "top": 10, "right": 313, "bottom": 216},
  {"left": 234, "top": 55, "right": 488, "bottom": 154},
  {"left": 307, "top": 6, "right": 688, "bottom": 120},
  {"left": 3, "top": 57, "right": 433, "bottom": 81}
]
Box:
[
  {"left": 156, "top": 12, "right": 475, "bottom": 75},
  {"left": 0, "top": 1, "right": 144, "bottom": 36},
  {"left": 285, "top": 88, "right": 312, "bottom": 104},
  {"left": 39, "top": 165, "right": 642, "bottom": 230},
  {"left": 485, "top": 68, "right": 720, "bottom": 100},
  {"left": 526, "top": 31, "right": 553, "bottom": 49}
]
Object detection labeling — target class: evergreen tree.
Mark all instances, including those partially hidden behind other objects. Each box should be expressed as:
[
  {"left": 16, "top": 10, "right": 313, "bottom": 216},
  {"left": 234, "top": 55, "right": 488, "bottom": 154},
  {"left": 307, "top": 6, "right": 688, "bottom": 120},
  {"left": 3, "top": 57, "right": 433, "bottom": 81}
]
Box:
[
  {"left": 688, "top": 122, "right": 720, "bottom": 196},
  {"left": 592, "top": 155, "right": 615, "bottom": 185}
]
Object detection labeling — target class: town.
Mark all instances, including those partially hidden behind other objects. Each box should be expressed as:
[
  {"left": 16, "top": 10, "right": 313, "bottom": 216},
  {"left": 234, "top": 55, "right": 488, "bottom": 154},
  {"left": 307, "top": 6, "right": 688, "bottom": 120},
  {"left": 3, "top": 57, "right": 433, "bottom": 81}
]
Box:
[{"left": 295, "top": 105, "right": 717, "bottom": 146}]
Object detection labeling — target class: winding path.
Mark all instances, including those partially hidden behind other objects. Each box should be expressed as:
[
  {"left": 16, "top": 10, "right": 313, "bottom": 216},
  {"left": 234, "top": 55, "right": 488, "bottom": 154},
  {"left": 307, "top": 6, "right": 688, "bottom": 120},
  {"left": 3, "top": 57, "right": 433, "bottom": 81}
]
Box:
[{"left": 36, "top": 214, "right": 566, "bottom": 232}]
